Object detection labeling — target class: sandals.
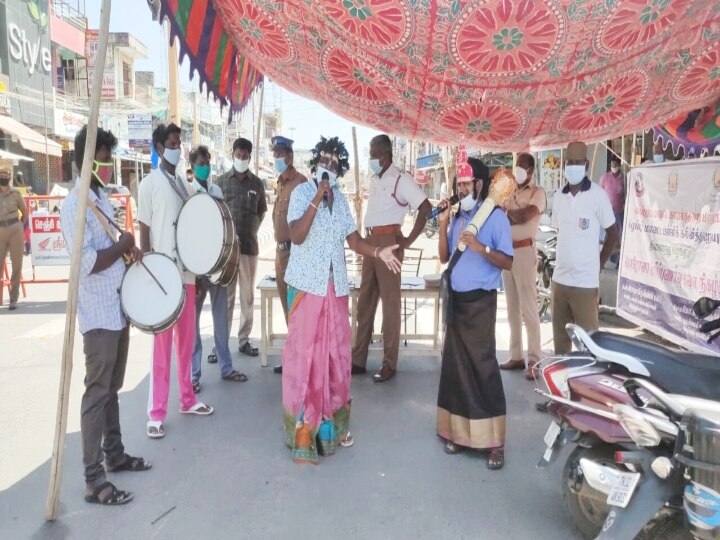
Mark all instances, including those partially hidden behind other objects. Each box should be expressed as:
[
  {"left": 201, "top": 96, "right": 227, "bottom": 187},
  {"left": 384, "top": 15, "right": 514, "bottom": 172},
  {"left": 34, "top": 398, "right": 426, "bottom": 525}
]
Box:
[
  {"left": 444, "top": 441, "right": 465, "bottom": 455},
  {"left": 207, "top": 348, "right": 218, "bottom": 364},
  {"left": 180, "top": 402, "right": 214, "bottom": 415},
  {"left": 192, "top": 380, "right": 201, "bottom": 394},
  {"left": 106, "top": 454, "right": 152, "bottom": 473},
  {"left": 85, "top": 481, "right": 133, "bottom": 506},
  {"left": 239, "top": 342, "right": 259, "bottom": 357},
  {"left": 339, "top": 432, "right": 354, "bottom": 448},
  {"left": 222, "top": 370, "right": 248, "bottom": 382},
  {"left": 146, "top": 421, "right": 165, "bottom": 439},
  {"left": 487, "top": 448, "right": 505, "bottom": 470}
]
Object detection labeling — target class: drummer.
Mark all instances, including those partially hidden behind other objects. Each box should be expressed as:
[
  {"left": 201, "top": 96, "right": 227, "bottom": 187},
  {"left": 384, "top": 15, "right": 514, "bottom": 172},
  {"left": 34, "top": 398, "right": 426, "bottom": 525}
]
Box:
[
  {"left": 60, "top": 125, "right": 150, "bottom": 505},
  {"left": 139, "top": 123, "right": 214, "bottom": 440},
  {"left": 270, "top": 135, "right": 307, "bottom": 375},
  {"left": 188, "top": 145, "right": 248, "bottom": 393}
]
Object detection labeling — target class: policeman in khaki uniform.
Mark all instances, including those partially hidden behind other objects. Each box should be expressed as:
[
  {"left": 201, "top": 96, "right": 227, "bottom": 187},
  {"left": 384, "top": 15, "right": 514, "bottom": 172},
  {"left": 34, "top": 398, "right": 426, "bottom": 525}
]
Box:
[
  {"left": 499, "top": 153, "right": 547, "bottom": 379},
  {"left": 0, "top": 163, "right": 27, "bottom": 310},
  {"left": 271, "top": 136, "right": 307, "bottom": 374}
]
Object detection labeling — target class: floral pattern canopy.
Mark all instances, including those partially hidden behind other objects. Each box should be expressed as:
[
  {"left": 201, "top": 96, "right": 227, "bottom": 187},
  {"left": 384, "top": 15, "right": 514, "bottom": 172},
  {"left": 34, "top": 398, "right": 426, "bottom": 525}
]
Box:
[{"left": 160, "top": 0, "right": 720, "bottom": 151}]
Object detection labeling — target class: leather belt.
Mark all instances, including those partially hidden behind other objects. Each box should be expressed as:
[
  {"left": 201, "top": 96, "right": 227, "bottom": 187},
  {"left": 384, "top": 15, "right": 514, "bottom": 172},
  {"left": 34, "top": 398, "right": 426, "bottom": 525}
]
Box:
[
  {"left": 277, "top": 240, "right": 291, "bottom": 251},
  {"left": 513, "top": 238, "right": 534, "bottom": 249},
  {"left": 365, "top": 224, "right": 401, "bottom": 237},
  {"left": 0, "top": 217, "right": 19, "bottom": 227}
]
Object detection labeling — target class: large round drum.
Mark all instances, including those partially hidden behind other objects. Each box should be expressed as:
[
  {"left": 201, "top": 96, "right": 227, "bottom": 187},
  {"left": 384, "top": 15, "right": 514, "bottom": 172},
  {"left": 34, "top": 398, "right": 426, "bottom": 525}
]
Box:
[
  {"left": 210, "top": 235, "right": 240, "bottom": 287},
  {"left": 120, "top": 253, "right": 185, "bottom": 334},
  {"left": 176, "top": 193, "right": 235, "bottom": 276}
]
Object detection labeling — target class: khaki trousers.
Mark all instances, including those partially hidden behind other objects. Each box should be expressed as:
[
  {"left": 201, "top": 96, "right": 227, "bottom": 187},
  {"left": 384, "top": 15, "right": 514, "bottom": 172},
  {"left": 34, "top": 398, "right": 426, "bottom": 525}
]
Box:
[
  {"left": 227, "top": 254, "right": 258, "bottom": 347},
  {"left": 0, "top": 222, "right": 24, "bottom": 305},
  {"left": 502, "top": 245, "right": 541, "bottom": 366},
  {"left": 275, "top": 248, "right": 291, "bottom": 322},
  {"left": 351, "top": 234, "right": 403, "bottom": 371},
  {"left": 551, "top": 281, "right": 599, "bottom": 354}
]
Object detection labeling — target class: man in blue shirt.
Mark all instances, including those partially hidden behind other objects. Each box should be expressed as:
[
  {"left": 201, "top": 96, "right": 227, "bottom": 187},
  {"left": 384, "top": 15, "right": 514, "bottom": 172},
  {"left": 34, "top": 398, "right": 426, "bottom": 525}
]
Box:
[
  {"left": 60, "top": 125, "right": 150, "bottom": 506},
  {"left": 435, "top": 155, "right": 513, "bottom": 471}
]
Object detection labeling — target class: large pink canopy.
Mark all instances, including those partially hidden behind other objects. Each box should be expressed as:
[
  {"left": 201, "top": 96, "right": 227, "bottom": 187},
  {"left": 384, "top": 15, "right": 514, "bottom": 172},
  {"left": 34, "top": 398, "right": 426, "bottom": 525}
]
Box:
[{"left": 179, "top": 0, "right": 720, "bottom": 150}]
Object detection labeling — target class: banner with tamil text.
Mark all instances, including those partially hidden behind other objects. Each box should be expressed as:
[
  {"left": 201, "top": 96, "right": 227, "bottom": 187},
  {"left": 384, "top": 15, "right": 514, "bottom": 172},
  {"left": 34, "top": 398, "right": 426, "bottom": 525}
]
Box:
[{"left": 617, "top": 157, "right": 720, "bottom": 354}]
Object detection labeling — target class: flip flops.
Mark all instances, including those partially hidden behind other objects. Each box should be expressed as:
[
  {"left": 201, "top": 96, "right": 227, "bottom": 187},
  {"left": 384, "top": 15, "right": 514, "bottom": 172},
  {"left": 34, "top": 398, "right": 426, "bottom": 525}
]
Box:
[{"left": 180, "top": 402, "right": 214, "bottom": 415}]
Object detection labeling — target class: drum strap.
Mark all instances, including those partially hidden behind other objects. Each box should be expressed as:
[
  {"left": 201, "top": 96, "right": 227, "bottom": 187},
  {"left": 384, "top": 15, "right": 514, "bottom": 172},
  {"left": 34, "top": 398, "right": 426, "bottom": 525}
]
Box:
[
  {"left": 159, "top": 167, "right": 189, "bottom": 201},
  {"left": 88, "top": 199, "right": 132, "bottom": 266}
]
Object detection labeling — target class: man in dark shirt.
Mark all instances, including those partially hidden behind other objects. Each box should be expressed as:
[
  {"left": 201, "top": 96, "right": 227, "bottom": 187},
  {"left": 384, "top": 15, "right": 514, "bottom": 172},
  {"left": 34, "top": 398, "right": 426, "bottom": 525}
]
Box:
[{"left": 217, "top": 138, "right": 267, "bottom": 356}]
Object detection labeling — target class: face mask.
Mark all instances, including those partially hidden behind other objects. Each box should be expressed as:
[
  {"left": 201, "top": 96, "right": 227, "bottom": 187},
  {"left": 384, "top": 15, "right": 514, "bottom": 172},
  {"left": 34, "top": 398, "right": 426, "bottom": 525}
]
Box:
[
  {"left": 611, "top": 166, "right": 620, "bottom": 174},
  {"left": 459, "top": 192, "right": 476, "bottom": 211},
  {"left": 0, "top": 177, "right": 9, "bottom": 187},
  {"left": 92, "top": 161, "right": 114, "bottom": 187},
  {"left": 193, "top": 164, "right": 210, "bottom": 181},
  {"left": 234, "top": 158, "right": 250, "bottom": 173},
  {"left": 275, "top": 157, "right": 288, "bottom": 175},
  {"left": 514, "top": 166, "right": 528, "bottom": 184},
  {"left": 653, "top": 154, "right": 664, "bottom": 163},
  {"left": 163, "top": 148, "right": 181, "bottom": 166},
  {"left": 317, "top": 166, "right": 338, "bottom": 187},
  {"left": 369, "top": 159, "right": 382, "bottom": 175},
  {"left": 565, "top": 165, "right": 586, "bottom": 185}
]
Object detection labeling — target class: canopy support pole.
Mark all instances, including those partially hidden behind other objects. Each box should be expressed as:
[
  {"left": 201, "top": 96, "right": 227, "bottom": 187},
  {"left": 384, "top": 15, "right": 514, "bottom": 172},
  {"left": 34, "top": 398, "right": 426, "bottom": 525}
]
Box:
[
  {"left": 352, "top": 126, "right": 362, "bottom": 231},
  {"left": 44, "top": 0, "right": 112, "bottom": 521},
  {"left": 254, "top": 84, "right": 264, "bottom": 176}
]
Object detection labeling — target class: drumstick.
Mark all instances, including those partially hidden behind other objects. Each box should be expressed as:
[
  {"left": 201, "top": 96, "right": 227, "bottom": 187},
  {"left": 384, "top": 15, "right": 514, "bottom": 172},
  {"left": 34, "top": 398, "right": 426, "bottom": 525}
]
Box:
[{"left": 89, "top": 202, "right": 168, "bottom": 296}]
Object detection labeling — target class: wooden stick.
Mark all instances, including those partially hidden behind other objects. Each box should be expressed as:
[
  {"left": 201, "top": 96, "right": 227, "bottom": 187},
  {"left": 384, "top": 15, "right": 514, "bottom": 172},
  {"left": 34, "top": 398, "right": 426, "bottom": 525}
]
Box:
[
  {"left": 254, "top": 83, "right": 265, "bottom": 176},
  {"left": 45, "top": 0, "right": 112, "bottom": 521},
  {"left": 590, "top": 141, "right": 601, "bottom": 181},
  {"left": 351, "top": 126, "right": 362, "bottom": 231}
]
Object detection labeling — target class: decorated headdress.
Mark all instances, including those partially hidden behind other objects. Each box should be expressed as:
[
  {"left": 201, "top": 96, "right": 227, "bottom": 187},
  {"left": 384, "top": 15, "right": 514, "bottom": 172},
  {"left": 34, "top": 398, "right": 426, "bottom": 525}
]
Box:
[{"left": 309, "top": 136, "right": 350, "bottom": 177}]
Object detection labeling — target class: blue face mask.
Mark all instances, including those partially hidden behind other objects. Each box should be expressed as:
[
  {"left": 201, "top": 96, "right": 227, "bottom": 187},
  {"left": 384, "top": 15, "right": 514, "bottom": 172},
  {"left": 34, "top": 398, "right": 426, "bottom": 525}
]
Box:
[
  {"left": 369, "top": 159, "right": 382, "bottom": 175},
  {"left": 653, "top": 154, "right": 664, "bottom": 163},
  {"left": 275, "top": 157, "right": 288, "bottom": 174},
  {"left": 193, "top": 164, "right": 210, "bottom": 181}
]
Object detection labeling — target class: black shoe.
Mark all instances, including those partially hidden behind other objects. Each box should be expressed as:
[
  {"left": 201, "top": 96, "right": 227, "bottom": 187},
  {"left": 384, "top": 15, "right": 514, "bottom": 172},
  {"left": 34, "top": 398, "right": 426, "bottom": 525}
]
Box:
[
  {"left": 351, "top": 364, "right": 367, "bottom": 375},
  {"left": 535, "top": 400, "right": 550, "bottom": 413},
  {"left": 239, "top": 342, "right": 259, "bottom": 357},
  {"left": 273, "top": 365, "right": 282, "bottom": 374},
  {"left": 8, "top": 303, "right": 17, "bottom": 311}
]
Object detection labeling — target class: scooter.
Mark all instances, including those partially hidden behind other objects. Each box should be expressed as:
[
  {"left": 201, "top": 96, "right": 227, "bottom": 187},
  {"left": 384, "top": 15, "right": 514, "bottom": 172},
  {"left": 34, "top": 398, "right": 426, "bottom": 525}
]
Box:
[
  {"left": 424, "top": 215, "right": 439, "bottom": 238},
  {"left": 536, "top": 297, "right": 720, "bottom": 538}
]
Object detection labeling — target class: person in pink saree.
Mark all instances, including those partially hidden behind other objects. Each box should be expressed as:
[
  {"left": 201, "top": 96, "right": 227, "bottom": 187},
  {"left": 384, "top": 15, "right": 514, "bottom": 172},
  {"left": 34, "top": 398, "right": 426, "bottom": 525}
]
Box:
[{"left": 282, "top": 136, "right": 401, "bottom": 464}]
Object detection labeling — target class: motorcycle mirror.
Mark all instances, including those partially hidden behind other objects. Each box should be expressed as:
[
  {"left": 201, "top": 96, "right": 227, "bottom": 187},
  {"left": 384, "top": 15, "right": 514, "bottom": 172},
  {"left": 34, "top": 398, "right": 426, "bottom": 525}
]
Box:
[{"left": 693, "top": 297, "right": 720, "bottom": 319}]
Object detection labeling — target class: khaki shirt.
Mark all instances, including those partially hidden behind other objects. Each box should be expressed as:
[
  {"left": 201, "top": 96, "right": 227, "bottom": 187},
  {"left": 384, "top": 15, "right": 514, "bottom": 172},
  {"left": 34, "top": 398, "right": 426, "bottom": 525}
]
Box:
[
  {"left": 0, "top": 188, "right": 27, "bottom": 222},
  {"left": 273, "top": 167, "right": 306, "bottom": 242},
  {"left": 503, "top": 183, "right": 546, "bottom": 242}
]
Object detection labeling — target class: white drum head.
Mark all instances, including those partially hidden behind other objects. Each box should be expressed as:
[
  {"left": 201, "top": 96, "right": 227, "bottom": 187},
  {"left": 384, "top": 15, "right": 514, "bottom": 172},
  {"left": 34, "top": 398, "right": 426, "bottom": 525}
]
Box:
[
  {"left": 176, "top": 193, "right": 226, "bottom": 275},
  {"left": 121, "top": 253, "right": 184, "bottom": 329}
]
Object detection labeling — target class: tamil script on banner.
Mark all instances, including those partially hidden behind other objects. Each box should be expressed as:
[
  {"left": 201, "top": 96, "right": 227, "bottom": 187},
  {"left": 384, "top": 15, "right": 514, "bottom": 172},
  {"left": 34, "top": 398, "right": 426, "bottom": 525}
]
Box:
[
  {"left": 30, "top": 214, "right": 70, "bottom": 266},
  {"left": 617, "top": 157, "right": 720, "bottom": 354},
  {"left": 128, "top": 114, "right": 152, "bottom": 150},
  {"left": 85, "top": 29, "right": 115, "bottom": 100}
]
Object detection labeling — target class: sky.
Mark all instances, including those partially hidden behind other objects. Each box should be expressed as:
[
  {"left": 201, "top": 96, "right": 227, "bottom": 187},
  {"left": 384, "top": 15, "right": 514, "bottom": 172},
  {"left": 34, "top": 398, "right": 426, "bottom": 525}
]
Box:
[{"left": 85, "top": 0, "right": 381, "bottom": 151}]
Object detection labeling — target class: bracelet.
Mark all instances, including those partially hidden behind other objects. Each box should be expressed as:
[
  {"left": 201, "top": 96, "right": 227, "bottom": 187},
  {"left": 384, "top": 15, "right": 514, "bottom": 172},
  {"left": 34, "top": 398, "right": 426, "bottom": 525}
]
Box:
[
  {"left": 309, "top": 201, "right": 318, "bottom": 210},
  {"left": 373, "top": 247, "right": 380, "bottom": 258}
]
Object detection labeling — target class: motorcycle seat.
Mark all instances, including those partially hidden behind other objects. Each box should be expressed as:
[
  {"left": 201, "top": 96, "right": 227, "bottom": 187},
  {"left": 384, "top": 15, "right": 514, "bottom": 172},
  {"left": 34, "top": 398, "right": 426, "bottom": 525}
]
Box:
[{"left": 590, "top": 331, "right": 720, "bottom": 400}]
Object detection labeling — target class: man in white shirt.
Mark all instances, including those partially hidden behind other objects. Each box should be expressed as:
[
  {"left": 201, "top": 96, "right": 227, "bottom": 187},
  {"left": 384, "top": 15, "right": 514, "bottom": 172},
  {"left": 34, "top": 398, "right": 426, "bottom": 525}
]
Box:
[
  {"left": 551, "top": 141, "right": 618, "bottom": 354},
  {"left": 139, "top": 123, "right": 214, "bottom": 440},
  {"left": 351, "top": 134, "right": 432, "bottom": 382}
]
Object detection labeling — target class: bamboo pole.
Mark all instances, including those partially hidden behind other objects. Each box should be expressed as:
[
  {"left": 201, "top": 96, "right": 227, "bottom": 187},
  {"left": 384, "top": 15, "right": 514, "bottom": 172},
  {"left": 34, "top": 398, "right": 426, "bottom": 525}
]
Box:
[
  {"left": 167, "top": 26, "right": 181, "bottom": 125},
  {"left": 351, "top": 126, "right": 362, "bottom": 231},
  {"left": 254, "top": 83, "right": 265, "bottom": 176},
  {"left": 589, "top": 141, "right": 601, "bottom": 181},
  {"left": 45, "top": 0, "right": 112, "bottom": 521}
]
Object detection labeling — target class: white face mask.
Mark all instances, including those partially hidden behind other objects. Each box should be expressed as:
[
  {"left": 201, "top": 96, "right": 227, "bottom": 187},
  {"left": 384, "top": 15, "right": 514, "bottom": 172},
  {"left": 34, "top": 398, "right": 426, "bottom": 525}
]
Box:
[
  {"left": 565, "top": 165, "right": 586, "bottom": 185},
  {"left": 317, "top": 166, "right": 338, "bottom": 188},
  {"left": 611, "top": 166, "right": 620, "bottom": 174},
  {"left": 369, "top": 159, "right": 382, "bottom": 175},
  {"left": 234, "top": 158, "right": 250, "bottom": 173},
  {"left": 163, "top": 148, "right": 181, "bottom": 166},
  {"left": 514, "top": 166, "right": 528, "bottom": 184},
  {"left": 459, "top": 192, "right": 476, "bottom": 211}
]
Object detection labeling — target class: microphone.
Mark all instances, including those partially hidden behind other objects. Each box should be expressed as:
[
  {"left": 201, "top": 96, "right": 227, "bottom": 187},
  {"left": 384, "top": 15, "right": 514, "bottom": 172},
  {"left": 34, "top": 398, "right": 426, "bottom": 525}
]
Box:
[
  {"left": 321, "top": 171, "right": 329, "bottom": 201},
  {"left": 426, "top": 195, "right": 459, "bottom": 220}
]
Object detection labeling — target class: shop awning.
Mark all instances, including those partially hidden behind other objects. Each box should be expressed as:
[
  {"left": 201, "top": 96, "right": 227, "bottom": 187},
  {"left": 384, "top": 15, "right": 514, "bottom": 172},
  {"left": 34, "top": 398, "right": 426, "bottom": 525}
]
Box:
[
  {"left": 0, "top": 148, "right": 34, "bottom": 162},
  {"left": 0, "top": 115, "right": 62, "bottom": 157}
]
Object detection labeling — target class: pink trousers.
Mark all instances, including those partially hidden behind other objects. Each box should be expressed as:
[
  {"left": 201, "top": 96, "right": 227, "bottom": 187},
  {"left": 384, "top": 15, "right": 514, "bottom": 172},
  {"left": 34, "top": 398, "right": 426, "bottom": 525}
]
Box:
[{"left": 147, "top": 284, "right": 197, "bottom": 421}]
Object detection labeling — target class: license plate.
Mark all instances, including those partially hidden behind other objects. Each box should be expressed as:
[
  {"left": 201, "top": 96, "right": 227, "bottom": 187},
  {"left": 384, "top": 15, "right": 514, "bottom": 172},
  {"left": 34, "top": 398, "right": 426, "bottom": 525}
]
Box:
[
  {"left": 607, "top": 471, "right": 641, "bottom": 508},
  {"left": 544, "top": 421, "right": 562, "bottom": 448}
]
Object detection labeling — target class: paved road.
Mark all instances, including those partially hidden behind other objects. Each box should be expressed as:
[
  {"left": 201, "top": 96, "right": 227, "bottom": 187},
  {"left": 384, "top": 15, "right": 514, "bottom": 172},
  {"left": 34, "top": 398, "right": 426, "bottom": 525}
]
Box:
[{"left": 0, "top": 208, "right": 612, "bottom": 539}]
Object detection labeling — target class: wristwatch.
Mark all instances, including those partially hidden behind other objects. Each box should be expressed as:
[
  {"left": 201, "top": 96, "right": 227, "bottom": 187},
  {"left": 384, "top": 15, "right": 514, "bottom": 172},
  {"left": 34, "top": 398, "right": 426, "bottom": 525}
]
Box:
[{"left": 485, "top": 245, "right": 491, "bottom": 255}]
